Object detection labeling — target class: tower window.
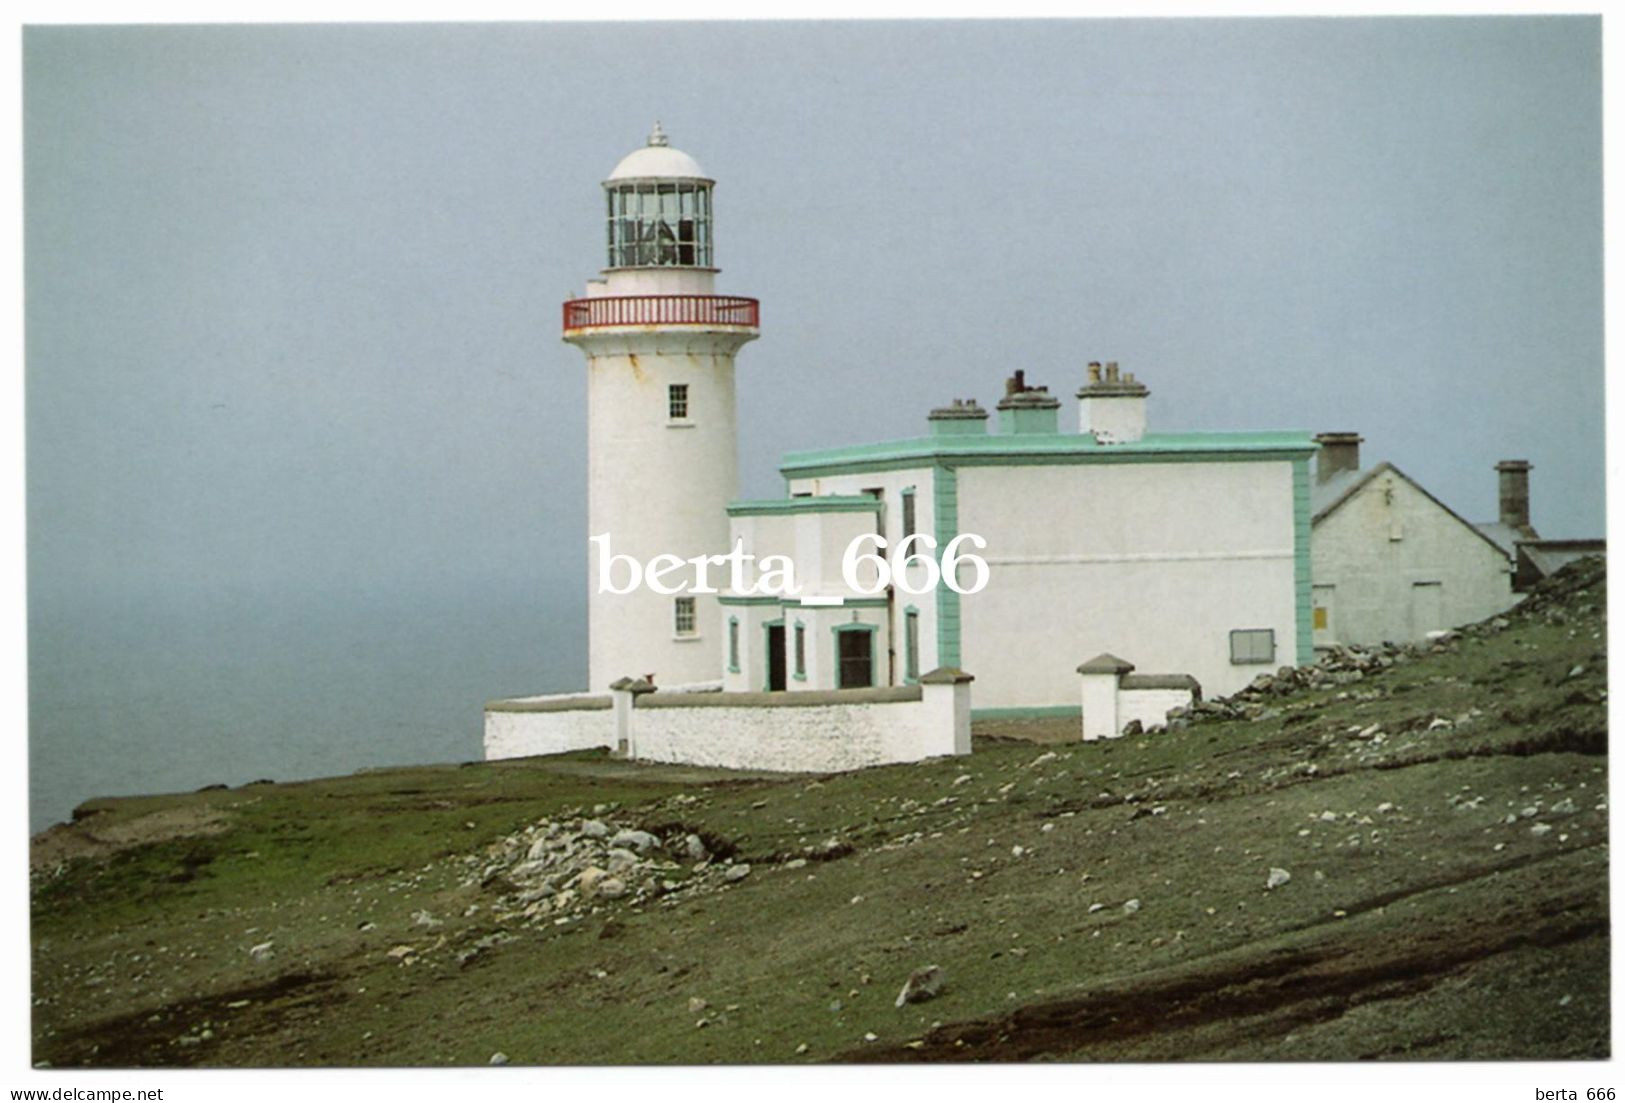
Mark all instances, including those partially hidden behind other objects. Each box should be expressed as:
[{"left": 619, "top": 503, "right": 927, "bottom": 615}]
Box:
[
  {"left": 727, "top": 617, "right": 740, "bottom": 671},
  {"left": 901, "top": 488, "right": 917, "bottom": 540},
  {"left": 668, "top": 383, "right": 689, "bottom": 420},
  {"left": 794, "top": 623, "right": 806, "bottom": 679},
  {"left": 905, "top": 608, "right": 920, "bottom": 682},
  {"left": 674, "top": 597, "right": 697, "bottom": 637}
]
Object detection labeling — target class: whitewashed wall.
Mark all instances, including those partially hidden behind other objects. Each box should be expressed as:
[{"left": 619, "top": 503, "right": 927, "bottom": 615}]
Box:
[
  {"left": 485, "top": 680, "right": 971, "bottom": 772},
  {"left": 484, "top": 693, "right": 615, "bottom": 759},
  {"left": 1118, "top": 686, "right": 1197, "bottom": 731},
  {"left": 632, "top": 687, "right": 957, "bottom": 771},
  {"left": 1312, "top": 470, "right": 1514, "bottom": 646},
  {"left": 963, "top": 460, "right": 1300, "bottom": 707}
]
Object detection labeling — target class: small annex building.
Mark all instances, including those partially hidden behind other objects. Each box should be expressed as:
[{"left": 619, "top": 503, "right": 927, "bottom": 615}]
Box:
[{"left": 1308, "top": 432, "right": 1517, "bottom": 648}]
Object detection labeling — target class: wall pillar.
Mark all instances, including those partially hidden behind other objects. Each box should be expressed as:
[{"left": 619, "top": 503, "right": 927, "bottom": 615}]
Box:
[
  {"left": 1077, "top": 653, "right": 1134, "bottom": 741},
  {"left": 919, "top": 667, "right": 974, "bottom": 756},
  {"left": 608, "top": 676, "right": 656, "bottom": 757}
]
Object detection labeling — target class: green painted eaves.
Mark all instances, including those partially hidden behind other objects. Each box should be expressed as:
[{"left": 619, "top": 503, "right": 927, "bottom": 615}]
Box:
[
  {"left": 726, "top": 495, "right": 882, "bottom": 517},
  {"left": 780, "top": 430, "right": 1317, "bottom": 478}
]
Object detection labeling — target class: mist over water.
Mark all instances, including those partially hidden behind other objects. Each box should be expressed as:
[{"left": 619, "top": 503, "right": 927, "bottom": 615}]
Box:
[{"left": 28, "top": 584, "right": 584, "bottom": 833}]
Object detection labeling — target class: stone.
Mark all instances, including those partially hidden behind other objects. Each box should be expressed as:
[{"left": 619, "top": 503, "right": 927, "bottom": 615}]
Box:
[
  {"left": 489, "top": 1053, "right": 510, "bottom": 1066},
  {"left": 688, "top": 997, "right": 708, "bottom": 1013},
  {"left": 611, "top": 829, "right": 660, "bottom": 853},
  {"left": 248, "top": 941, "right": 274, "bottom": 963},
  {"left": 577, "top": 866, "right": 609, "bottom": 895},
  {"left": 681, "top": 834, "right": 708, "bottom": 862},
  {"left": 724, "top": 863, "right": 752, "bottom": 883},
  {"left": 894, "top": 965, "right": 945, "bottom": 1007},
  {"left": 1120, "top": 719, "right": 1143, "bottom": 737},
  {"left": 1122, "top": 899, "right": 1140, "bottom": 914},
  {"left": 579, "top": 819, "right": 611, "bottom": 838},
  {"left": 1266, "top": 868, "right": 1291, "bottom": 890},
  {"left": 595, "top": 877, "right": 628, "bottom": 899}
]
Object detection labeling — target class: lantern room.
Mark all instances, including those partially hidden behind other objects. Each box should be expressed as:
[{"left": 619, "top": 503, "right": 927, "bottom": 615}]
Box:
[{"left": 604, "top": 122, "right": 714, "bottom": 270}]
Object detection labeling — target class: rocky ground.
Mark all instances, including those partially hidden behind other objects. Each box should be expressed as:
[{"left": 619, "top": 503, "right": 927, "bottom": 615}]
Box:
[{"left": 30, "top": 559, "right": 1608, "bottom": 1066}]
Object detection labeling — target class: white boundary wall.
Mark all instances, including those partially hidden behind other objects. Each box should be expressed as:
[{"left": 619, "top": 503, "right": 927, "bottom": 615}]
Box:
[
  {"left": 483, "top": 693, "right": 615, "bottom": 759},
  {"left": 1078, "top": 661, "right": 1200, "bottom": 741},
  {"left": 484, "top": 672, "right": 973, "bottom": 772}
]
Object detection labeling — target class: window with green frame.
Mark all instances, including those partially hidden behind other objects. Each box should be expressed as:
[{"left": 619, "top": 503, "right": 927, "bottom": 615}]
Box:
[
  {"left": 727, "top": 617, "right": 740, "bottom": 672},
  {"left": 793, "top": 622, "right": 806, "bottom": 680}
]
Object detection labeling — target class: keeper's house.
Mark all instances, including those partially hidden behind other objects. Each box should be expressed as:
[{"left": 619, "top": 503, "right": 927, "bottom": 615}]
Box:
[{"left": 721, "top": 364, "right": 1316, "bottom": 716}]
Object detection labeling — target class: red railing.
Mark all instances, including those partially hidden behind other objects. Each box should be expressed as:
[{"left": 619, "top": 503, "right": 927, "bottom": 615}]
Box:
[{"left": 562, "top": 295, "right": 760, "bottom": 333}]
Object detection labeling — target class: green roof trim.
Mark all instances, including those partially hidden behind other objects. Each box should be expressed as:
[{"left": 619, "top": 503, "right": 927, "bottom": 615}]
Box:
[
  {"left": 726, "top": 495, "right": 883, "bottom": 517},
  {"left": 933, "top": 463, "right": 962, "bottom": 669},
  {"left": 780, "top": 430, "right": 1317, "bottom": 479},
  {"left": 1293, "top": 456, "right": 1314, "bottom": 666}
]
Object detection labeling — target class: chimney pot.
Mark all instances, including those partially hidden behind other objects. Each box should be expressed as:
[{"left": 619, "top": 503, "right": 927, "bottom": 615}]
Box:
[
  {"left": 1087, "top": 361, "right": 1102, "bottom": 383},
  {"left": 1105, "top": 361, "right": 1120, "bottom": 382}
]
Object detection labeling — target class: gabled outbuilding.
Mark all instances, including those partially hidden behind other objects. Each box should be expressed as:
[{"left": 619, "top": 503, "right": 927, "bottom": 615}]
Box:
[{"left": 1308, "top": 433, "right": 1515, "bottom": 648}]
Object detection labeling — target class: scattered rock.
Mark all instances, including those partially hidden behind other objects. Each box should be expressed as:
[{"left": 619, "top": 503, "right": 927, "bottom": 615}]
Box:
[
  {"left": 489, "top": 1052, "right": 510, "bottom": 1066},
  {"left": 688, "top": 997, "right": 709, "bottom": 1014},
  {"left": 1122, "top": 898, "right": 1141, "bottom": 914},
  {"left": 895, "top": 965, "right": 945, "bottom": 1007},
  {"left": 1266, "top": 868, "right": 1291, "bottom": 890},
  {"left": 610, "top": 829, "right": 660, "bottom": 853},
  {"left": 724, "top": 864, "right": 752, "bottom": 883},
  {"left": 248, "top": 941, "right": 274, "bottom": 963}
]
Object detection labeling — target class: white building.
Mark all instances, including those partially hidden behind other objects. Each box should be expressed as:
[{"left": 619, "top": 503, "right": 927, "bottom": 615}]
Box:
[
  {"left": 532, "top": 128, "right": 1317, "bottom": 726},
  {"left": 723, "top": 365, "right": 1314, "bottom": 713},
  {"left": 1308, "top": 432, "right": 1517, "bottom": 647},
  {"left": 495, "top": 127, "right": 1570, "bottom": 764}
]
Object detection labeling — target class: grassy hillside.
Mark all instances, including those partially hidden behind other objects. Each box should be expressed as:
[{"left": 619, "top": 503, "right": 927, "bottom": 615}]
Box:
[{"left": 31, "top": 559, "right": 1608, "bottom": 1065}]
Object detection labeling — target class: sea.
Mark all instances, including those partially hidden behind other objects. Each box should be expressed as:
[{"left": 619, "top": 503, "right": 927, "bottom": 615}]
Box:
[{"left": 27, "top": 585, "right": 585, "bottom": 834}]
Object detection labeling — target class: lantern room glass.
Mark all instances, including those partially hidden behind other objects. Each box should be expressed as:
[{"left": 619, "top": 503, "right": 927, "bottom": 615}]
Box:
[{"left": 605, "top": 181, "right": 713, "bottom": 268}]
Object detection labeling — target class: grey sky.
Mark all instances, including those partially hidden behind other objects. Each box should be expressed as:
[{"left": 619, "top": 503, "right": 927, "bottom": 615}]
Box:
[{"left": 24, "top": 18, "right": 1603, "bottom": 799}]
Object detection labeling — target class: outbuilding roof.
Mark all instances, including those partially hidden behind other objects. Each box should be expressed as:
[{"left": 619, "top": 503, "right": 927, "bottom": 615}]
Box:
[{"left": 1310, "top": 461, "right": 1512, "bottom": 561}]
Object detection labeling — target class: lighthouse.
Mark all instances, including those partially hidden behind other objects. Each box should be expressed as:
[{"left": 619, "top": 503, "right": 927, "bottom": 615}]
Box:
[{"left": 564, "top": 124, "right": 760, "bottom": 690}]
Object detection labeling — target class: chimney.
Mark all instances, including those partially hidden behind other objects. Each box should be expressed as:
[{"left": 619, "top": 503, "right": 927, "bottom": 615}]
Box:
[
  {"left": 1496, "top": 459, "right": 1534, "bottom": 534},
  {"left": 995, "top": 376, "right": 1060, "bottom": 435},
  {"left": 1313, "top": 432, "right": 1363, "bottom": 484},
  {"left": 927, "top": 397, "right": 990, "bottom": 437},
  {"left": 1076, "top": 360, "right": 1149, "bottom": 443}
]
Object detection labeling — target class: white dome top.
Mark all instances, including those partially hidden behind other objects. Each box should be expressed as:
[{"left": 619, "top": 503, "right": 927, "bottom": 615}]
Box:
[{"left": 606, "top": 123, "right": 711, "bottom": 182}]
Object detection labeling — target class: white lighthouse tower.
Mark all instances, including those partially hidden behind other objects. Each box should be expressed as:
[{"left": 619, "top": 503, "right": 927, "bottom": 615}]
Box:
[{"left": 564, "top": 124, "right": 760, "bottom": 690}]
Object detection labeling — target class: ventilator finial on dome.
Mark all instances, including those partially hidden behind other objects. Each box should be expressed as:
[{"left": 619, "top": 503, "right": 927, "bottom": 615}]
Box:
[{"left": 647, "top": 121, "right": 669, "bottom": 147}]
